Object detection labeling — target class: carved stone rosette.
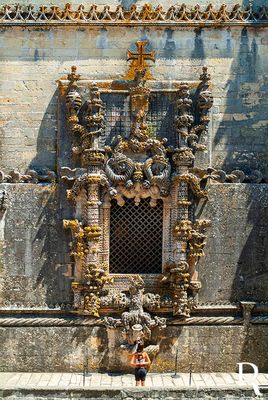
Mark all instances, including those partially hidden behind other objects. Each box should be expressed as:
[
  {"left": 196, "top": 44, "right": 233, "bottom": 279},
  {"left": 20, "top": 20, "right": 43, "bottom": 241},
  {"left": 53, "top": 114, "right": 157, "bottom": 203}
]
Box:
[{"left": 60, "top": 42, "right": 213, "bottom": 344}]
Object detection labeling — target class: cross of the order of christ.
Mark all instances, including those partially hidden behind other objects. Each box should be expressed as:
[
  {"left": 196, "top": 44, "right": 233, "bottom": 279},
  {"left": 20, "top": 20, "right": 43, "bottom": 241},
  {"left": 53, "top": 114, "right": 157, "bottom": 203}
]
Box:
[{"left": 125, "top": 41, "right": 155, "bottom": 80}]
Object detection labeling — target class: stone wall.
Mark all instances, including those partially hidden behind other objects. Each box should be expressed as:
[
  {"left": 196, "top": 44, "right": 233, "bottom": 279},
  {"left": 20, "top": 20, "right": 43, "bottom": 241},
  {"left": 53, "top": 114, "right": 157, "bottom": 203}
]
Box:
[
  {"left": 0, "top": 183, "right": 73, "bottom": 308},
  {"left": 0, "top": 324, "right": 267, "bottom": 372},
  {"left": 0, "top": 24, "right": 267, "bottom": 176}
]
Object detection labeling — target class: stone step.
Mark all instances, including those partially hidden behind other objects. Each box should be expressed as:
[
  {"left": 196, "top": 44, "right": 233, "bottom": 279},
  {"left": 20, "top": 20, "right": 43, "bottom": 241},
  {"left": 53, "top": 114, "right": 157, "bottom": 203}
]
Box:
[{"left": 0, "top": 373, "right": 268, "bottom": 399}]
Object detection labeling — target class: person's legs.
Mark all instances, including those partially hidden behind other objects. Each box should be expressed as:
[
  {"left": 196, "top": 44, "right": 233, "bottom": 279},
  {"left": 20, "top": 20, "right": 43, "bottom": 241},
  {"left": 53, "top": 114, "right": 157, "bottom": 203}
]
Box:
[
  {"left": 140, "top": 368, "right": 147, "bottom": 386},
  {"left": 135, "top": 367, "right": 147, "bottom": 387},
  {"left": 135, "top": 369, "right": 142, "bottom": 386}
]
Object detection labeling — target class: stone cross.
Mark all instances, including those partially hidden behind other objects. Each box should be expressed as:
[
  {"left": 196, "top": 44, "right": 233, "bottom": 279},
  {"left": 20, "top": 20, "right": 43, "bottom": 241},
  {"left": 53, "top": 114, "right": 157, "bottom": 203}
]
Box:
[{"left": 127, "top": 41, "right": 155, "bottom": 70}]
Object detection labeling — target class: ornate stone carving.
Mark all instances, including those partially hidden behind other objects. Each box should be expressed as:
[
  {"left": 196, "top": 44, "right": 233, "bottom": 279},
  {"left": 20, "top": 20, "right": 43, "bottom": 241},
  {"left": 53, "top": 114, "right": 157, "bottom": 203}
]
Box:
[
  {"left": 105, "top": 68, "right": 171, "bottom": 199},
  {"left": 65, "top": 72, "right": 105, "bottom": 169},
  {"left": 105, "top": 276, "right": 166, "bottom": 344},
  {"left": 0, "top": 169, "right": 56, "bottom": 184},
  {"left": 189, "top": 219, "right": 211, "bottom": 259},
  {"left": 2, "top": 3, "right": 267, "bottom": 26},
  {"left": 105, "top": 152, "right": 135, "bottom": 193},
  {"left": 59, "top": 41, "right": 214, "bottom": 346}
]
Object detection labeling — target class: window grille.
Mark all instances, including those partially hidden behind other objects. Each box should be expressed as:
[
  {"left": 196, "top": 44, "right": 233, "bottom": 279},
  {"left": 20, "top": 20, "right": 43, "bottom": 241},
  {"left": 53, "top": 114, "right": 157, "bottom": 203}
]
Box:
[
  {"left": 109, "top": 198, "right": 163, "bottom": 274},
  {"left": 100, "top": 94, "right": 130, "bottom": 147},
  {"left": 100, "top": 93, "right": 178, "bottom": 147}
]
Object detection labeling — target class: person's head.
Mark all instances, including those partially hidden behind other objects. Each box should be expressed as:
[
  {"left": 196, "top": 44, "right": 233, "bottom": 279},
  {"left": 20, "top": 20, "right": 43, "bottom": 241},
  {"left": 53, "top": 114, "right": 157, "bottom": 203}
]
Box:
[{"left": 136, "top": 340, "right": 144, "bottom": 353}]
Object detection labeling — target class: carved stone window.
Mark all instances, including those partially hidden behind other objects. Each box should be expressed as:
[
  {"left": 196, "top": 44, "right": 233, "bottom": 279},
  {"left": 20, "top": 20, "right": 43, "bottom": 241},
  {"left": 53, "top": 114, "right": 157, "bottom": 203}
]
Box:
[
  {"left": 109, "top": 198, "right": 163, "bottom": 274},
  {"left": 61, "top": 41, "right": 213, "bottom": 335}
]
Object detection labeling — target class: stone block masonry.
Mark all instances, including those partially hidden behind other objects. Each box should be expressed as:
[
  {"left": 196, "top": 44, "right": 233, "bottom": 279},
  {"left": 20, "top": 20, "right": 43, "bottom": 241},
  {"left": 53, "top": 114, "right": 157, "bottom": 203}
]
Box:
[
  {"left": 0, "top": 1, "right": 268, "bottom": 374},
  {"left": 0, "top": 24, "right": 267, "bottom": 176}
]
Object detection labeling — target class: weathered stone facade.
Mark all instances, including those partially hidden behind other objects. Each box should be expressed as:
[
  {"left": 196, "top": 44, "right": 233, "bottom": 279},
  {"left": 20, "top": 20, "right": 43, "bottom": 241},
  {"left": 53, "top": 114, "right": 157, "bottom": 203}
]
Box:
[
  {"left": 0, "top": 0, "right": 268, "bottom": 373},
  {"left": 0, "top": 324, "right": 268, "bottom": 372}
]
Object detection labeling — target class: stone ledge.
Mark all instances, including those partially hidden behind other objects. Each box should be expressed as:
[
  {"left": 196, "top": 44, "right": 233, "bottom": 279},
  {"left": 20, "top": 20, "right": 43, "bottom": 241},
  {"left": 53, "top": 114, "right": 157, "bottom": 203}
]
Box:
[{"left": 0, "top": 386, "right": 267, "bottom": 400}]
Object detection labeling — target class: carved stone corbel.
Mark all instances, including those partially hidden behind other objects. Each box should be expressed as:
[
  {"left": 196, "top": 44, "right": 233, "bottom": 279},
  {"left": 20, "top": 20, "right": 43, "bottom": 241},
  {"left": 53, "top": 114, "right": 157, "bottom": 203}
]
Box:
[
  {"left": 240, "top": 301, "right": 256, "bottom": 327},
  {"left": 105, "top": 276, "right": 166, "bottom": 344}
]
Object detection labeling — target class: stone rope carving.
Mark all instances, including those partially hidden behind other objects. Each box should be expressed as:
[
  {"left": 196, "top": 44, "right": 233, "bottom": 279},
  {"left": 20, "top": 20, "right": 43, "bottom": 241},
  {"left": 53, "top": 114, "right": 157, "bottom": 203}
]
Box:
[
  {"left": 0, "top": 3, "right": 267, "bottom": 25},
  {"left": 61, "top": 167, "right": 268, "bottom": 184},
  {"left": 1, "top": 315, "right": 268, "bottom": 326},
  {"left": 192, "top": 167, "right": 267, "bottom": 184}
]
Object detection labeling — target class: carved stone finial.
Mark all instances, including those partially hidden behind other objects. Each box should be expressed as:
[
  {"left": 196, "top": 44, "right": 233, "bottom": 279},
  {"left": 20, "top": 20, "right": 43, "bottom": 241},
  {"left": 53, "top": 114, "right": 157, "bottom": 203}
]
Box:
[
  {"left": 199, "top": 65, "right": 211, "bottom": 82},
  {"left": 67, "top": 65, "right": 80, "bottom": 84}
]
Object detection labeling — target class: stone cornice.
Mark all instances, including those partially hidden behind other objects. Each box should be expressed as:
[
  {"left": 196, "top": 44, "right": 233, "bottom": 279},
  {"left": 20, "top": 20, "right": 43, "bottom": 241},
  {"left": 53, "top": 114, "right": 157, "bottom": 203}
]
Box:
[{"left": 0, "top": 3, "right": 268, "bottom": 27}]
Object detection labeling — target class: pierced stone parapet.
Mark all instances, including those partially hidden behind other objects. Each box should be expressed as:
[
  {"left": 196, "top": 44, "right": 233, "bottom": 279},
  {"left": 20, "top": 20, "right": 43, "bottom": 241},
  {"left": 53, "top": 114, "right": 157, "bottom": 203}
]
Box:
[{"left": 0, "top": 3, "right": 267, "bottom": 26}]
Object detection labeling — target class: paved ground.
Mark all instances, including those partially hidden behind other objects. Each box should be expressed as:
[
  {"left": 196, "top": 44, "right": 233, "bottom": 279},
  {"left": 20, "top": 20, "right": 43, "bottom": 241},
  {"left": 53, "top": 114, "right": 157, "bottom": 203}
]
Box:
[{"left": 0, "top": 372, "right": 267, "bottom": 390}]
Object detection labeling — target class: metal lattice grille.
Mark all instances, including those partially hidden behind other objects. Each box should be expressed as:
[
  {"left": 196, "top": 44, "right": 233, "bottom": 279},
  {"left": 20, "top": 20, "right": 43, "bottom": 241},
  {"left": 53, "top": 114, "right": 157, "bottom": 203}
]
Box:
[
  {"left": 99, "top": 93, "right": 177, "bottom": 147},
  {"left": 109, "top": 198, "right": 163, "bottom": 274},
  {"left": 100, "top": 94, "right": 131, "bottom": 148},
  {"left": 147, "top": 93, "right": 177, "bottom": 145}
]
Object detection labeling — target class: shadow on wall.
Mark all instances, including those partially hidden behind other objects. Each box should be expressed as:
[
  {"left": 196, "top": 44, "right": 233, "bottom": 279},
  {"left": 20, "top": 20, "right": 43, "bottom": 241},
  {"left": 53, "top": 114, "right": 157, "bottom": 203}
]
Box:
[
  {"left": 69, "top": 327, "right": 109, "bottom": 372},
  {"left": 230, "top": 187, "right": 268, "bottom": 303},
  {"left": 29, "top": 91, "right": 58, "bottom": 173},
  {"left": 210, "top": 2, "right": 268, "bottom": 370},
  {"left": 34, "top": 185, "right": 73, "bottom": 307},
  {"left": 28, "top": 87, "right": 74, "bottom": 307},
  {"left": 191, "top": 28, "right": 205, "bottom": 60},
  {"left": 212, "top": 25, "right": 268, "bottom": 303},
  {"left": 161, "top": 27, "right": 206, "bottom": 60},
  {"left": 213, "top": 27, "right": 268, "bottom": 176}
]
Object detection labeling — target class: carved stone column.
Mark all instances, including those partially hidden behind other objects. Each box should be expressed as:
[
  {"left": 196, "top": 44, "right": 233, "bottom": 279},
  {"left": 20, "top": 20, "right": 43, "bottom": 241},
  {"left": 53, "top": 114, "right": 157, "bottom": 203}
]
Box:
[
  {"left": 175, "top": 83, "right": 193, "bottom": 148},
  {"left": 170, "top": 149, "right": 194, "bottom": 317},
  {"left": 164, "top": 85, "right": 195, "bottom": 317},
  {"left": 63, "top": 69, "right": 111, "bottom": 316}
]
